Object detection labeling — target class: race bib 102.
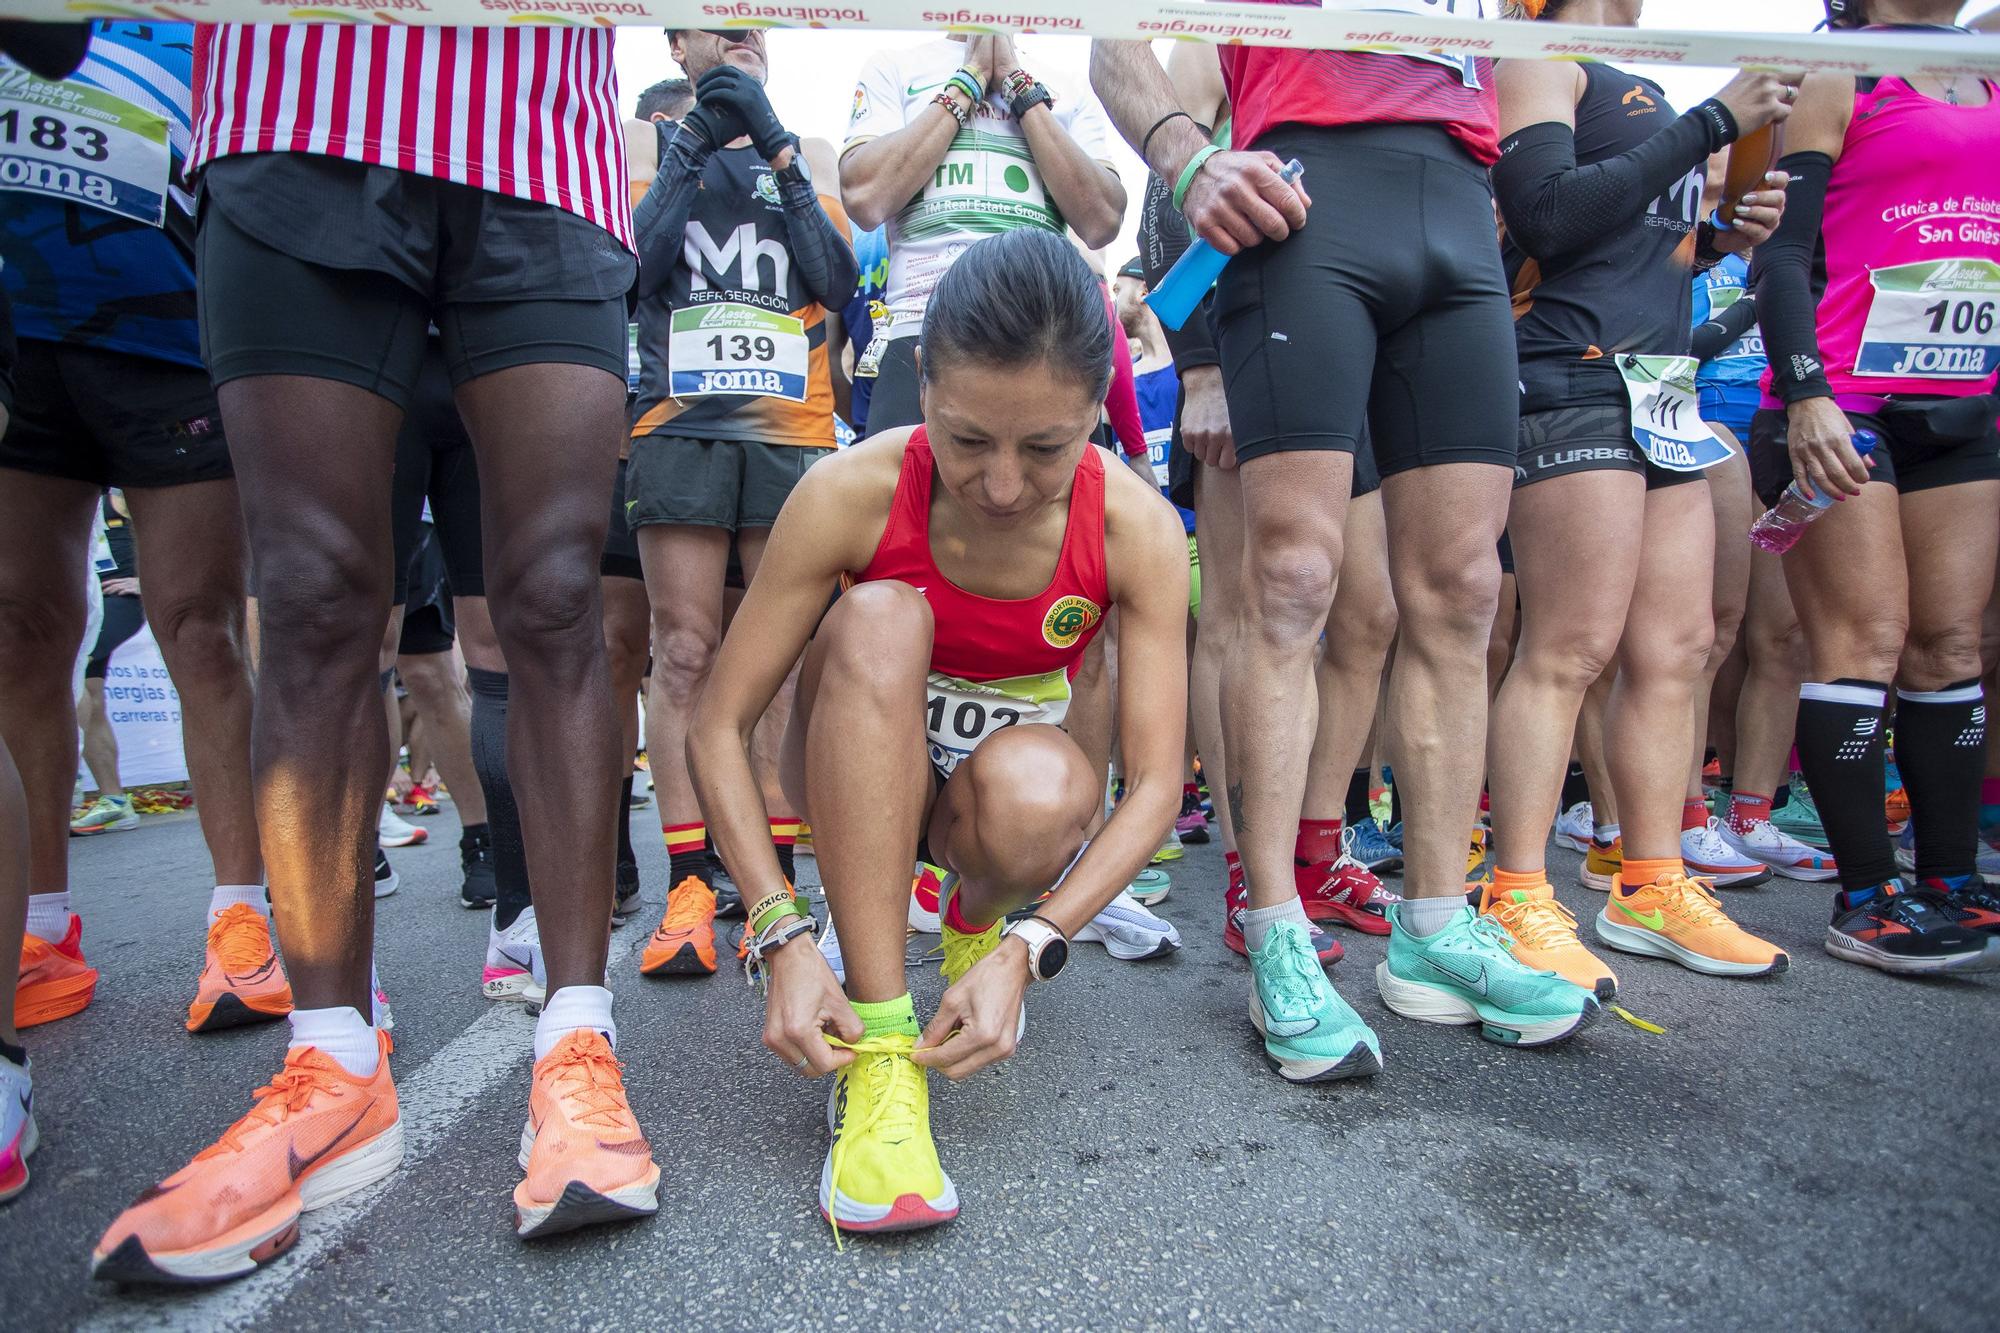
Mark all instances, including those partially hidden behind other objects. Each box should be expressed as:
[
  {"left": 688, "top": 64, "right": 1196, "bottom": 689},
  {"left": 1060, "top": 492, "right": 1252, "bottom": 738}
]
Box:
[
  {"left": 0, "top": 67, "right": 168, "bottom": 227},
  {"left": 668, "top": 302, "right": 809, "bottom": 401},
  {"left": 1855, "top": 259, "right": 2000, "bottom": 380},
  {"left": 925, "top": 668, "right": 1070, "bottom": 777},
  {"left": 1618, "top": 354, "right": 1732, "bottom": 472}
]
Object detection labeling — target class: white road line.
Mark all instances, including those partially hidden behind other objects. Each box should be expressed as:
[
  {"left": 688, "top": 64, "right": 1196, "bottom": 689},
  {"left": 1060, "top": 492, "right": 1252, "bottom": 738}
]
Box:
[{"left": 79, "top": 924, "right": 650, "bottom": 1333}]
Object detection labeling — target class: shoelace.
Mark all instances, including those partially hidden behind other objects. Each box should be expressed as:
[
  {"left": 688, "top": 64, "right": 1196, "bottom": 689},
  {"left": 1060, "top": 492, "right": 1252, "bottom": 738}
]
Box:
[
  {"left": 1261, "top": 927, "right": 1326, "bottom": 1015},
  {"left": 940, "top": 921, "right": 998, "bottom": 984},
  {"left": 822, "top": 1034, "right": 924, "bottom": 1248},
  {"left": 1489, "top": 893, "right": 1582, "bottom": 952},
  {"left": 208, "top": 904, "right": 275, "bottom": 974},
  {"left": 1688, "top": 818, "right": 1740, "bottom": 861},
  {"left": 1465, "top": 911, "right": 1522, "bottom": 957},
  {"left": 202, "top": 1058, "right": 343, "bottom": 1160},
  {"left": 658, "top": 879, "right": 716, "bottom": 936},
  {"left": 1654, "top": 874, "right": 1733, "bottom": 928},
  {"left": 545, "top": 1037, "right": 637, "bottom": 1132}
]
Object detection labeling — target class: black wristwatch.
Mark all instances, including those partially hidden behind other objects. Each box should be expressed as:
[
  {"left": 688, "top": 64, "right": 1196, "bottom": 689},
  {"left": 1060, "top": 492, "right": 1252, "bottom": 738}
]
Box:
[
  {"left": 1001, "top": 916, "right": 1069, "bottom": 982},
  {"left": 1009, "top": 82, "right": 1055, "bottom": 123},
  {"left": 773, "top": 136, "right": 810, "bottom": 187}
]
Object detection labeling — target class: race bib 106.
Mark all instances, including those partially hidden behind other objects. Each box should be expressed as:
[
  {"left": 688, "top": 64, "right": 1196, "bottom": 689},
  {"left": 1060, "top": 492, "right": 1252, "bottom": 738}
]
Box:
[
  {"left": 1618, "top": 354, "right": 1732, "bottom": 472},
  {"left": 1855, "top": 259, "right": 2000, "bottom": 380},
  {"left": 668, "top": 302, "right": 809, "bottom": 401},
  {"left": 0, "top": 67, "right": 168, "bottom": 227},
  {"left": 925, "top": 668, "right": 1070, "bottom": 777}
]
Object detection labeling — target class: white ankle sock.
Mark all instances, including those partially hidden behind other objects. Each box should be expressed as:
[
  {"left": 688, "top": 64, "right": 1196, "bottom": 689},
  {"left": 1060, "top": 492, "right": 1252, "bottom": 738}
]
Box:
[
  {"left": 1240, "top": 897, "right": 1310, "bottom": 953},
  {"left": 1592, "top": 822, "right": 1622, "bottom": 845},
  {"left": 288, "top": 1006, "right": 379, "bottom": 1077},
  {"left": 24, "top": 892, "right": 73, "bottom": 944},
  {"left": 534, "top": 985, "right": 615, "bottom": 1062},
  {"left": 208, "top": 884, "right": 268, "bottom": 924},
  {"left": 1399, "top": 894, "right": 1464, "bottom": 938}
]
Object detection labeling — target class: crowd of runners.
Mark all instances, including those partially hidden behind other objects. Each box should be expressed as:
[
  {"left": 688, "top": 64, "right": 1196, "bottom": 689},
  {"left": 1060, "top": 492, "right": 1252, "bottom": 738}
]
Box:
[{"left": 0, "top": 0, "right": 1996, "bottom": 1283}]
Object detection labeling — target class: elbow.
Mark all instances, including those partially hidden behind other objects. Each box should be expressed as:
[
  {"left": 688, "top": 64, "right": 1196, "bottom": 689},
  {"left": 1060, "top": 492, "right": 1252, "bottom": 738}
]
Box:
[
  {"left": 1076, "top": 194, "right": 1125, "bottom": 251},
  {"left": 840, "top": 179, "right": 890, "bottom": 233}
]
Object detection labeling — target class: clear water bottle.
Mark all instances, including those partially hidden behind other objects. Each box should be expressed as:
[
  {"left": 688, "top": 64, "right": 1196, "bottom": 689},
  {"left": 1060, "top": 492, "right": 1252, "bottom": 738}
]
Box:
[
  {"left": 1748, "top": 429, "right": 1878, "bottom": 554},
  {"left": 1145, "top": 159, "right": 1304, "bottom": 331}
]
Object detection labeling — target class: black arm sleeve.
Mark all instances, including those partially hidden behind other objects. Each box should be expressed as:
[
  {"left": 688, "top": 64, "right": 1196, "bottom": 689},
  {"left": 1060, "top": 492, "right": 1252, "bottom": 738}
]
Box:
[
  {"left": 1138, "top": 164, "right": 1220, "bottom": 374},
  {"left": 776, "top": 167, "right": 859, "bottom": 313},
  {"left": 1491, "top": 98, "right": 1736, "bottom": 262},
  {"left": 632, "top": 125, "right": 713, "bottom": 303},
  {"left": 1749, "top": 150, "right": 1834, "bottom": 404},
  {"left": 1691, "top": 293, "right": 1759, "bottom": 364}
]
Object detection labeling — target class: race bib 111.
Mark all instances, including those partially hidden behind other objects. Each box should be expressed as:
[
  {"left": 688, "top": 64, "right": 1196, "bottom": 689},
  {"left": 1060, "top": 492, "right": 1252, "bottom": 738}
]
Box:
[
  {"left": 1855, "top": 259, "right": 2000, "bottom": 380},
  {"left": 1618, "top": 354, "right": 1732, "bottom": 472},
  {"left": 668, "top": 302, "right": 809, "bottom": 401},
  {"left": 0, "top": 68, "right": 168, "bottom": 227}
]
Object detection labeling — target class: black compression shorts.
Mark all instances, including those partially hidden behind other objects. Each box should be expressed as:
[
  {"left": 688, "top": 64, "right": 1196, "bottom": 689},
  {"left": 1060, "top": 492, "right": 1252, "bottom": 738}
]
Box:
[
  {"left": 85, "top": 592, "right": 145, "bottom": 679},
  {"left": 1214, "top": 124, "right": 1518, "bottom": 478},
  {"left": 390, "top": 345, "right": 484, "bottom": 603},
  {"left": 1513, "top": 404, "right": 1703, "bottom": 492},
  {"left": 1748, "top": 397, "right": 2000, "bottom": 507}
]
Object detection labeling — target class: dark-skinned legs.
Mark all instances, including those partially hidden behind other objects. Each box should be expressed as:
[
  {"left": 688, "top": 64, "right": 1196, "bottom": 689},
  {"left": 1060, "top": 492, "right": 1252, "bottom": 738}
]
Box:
[{"left": 457, "top": 364, "right": 625, "bottom": 995}]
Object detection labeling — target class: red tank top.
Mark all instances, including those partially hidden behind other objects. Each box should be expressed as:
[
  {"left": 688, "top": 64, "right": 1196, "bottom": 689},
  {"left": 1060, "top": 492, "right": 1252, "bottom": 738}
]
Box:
[
  {"left": 1221, "top": 45, "right": 1500, "bottom": 165},
  {"left": 851, "top": 431, "right": 1110, "bottom": 774}
]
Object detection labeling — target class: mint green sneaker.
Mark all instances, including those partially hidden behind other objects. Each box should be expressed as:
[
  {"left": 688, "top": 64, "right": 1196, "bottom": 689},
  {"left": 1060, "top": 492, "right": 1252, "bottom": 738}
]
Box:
[
  {"left": 1375, "top": 904, "right": 1597, "bottom": 1048},
  {"left": 1248, "top": 920, "right": 1382, "bottom": 1083},
  {"left": 1770, "top": 784, "right": 1829, "bottom": 850}
]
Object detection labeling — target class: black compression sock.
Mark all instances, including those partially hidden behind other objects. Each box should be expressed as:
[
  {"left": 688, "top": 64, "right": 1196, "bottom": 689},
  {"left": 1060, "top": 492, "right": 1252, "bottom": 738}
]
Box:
[
  {"left": 1344, "top": 769, "right": 1371, "bottom": 827},
  {"left": 1560, "top": 762, "right": 1590, "bottom": 810},
  {"left": 1895, "top": 679, "right": 1987, "bottom": 881},
  {"left": 775, "top": 842, "right": 797, "bottom": 884},
  {"left": 1389, "top": 779, "right": 1404, "bottom": 831},
  {"left": 669, "top": 849, "right": 714, "bottom": 888},
  {"left": 1795, "top": 680, "right": 1896, "bottom": 894},
  {"left": 468, "top": 667, "right": 533, "bottom": 931},
  {"left": 1774, "top": 781, "right": 1792, "bottom": 809},
  {"left": 616, "top": 776, "right": 636, "bottom": 869}
]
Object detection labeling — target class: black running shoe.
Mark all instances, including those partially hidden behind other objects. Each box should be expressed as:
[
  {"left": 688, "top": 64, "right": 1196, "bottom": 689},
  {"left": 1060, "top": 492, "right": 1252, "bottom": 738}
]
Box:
[
  {"left": 1825, "top": 883, "right": 2000, "bottom": 975},
  {"left": 710, "top": 859, "right": 744, "bottom": 919},
  {"left": 374, "top": 850, "right": 399, "bottom": 900},
  {"left": 460, "top": 827, "right": 497, "bottom": 910},
  {"left": 1921, "top": 875, "right": 2000, "bottom": 934},
  {"left": 611, "top": 857, "right": 641, "bottom": 927}
]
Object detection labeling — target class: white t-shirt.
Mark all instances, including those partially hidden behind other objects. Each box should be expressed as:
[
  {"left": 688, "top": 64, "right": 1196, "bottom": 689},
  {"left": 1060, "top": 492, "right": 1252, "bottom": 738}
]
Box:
[{"left": 844, "top": 38, "right": 1114, "bottom": 339}]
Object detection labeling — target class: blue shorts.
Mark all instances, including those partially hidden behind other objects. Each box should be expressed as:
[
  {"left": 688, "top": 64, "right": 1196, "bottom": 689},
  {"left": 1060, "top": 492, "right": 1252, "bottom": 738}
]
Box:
[{"left": 1699, "top": 388, "right": 1758, "bottom": 442}]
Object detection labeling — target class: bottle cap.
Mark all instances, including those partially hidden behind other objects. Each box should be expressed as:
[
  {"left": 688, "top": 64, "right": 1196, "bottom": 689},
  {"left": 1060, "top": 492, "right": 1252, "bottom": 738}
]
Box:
[{"left": 1852, "top": 429, "right": 1878, "bottom": 456}]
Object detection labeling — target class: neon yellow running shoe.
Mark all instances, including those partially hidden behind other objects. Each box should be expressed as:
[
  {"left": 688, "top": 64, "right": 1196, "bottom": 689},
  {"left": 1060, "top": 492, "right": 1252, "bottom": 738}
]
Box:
[{"left": 820, "top": 1035, "right": 958, "bottom": 1239}]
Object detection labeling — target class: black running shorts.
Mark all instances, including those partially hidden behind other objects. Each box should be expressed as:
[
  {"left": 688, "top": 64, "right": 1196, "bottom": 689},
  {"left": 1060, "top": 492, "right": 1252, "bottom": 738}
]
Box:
[
  {"left": 390, "top": 344, "right": 485, "bottom": 604},
  {"left": 1748, "top": 397, "right": 2000, "bottom": 507},
  {"left": 1214, "top": 124, "right": 1519, "bottom": 478},
  {"left": 1513, "top": 404, "right": 1703, "bottom": 492},
  {"left": 85, "top": 592, "right": 145, "bottom": 680},
  {"left": 0, "top": 340, "right": 232, "bottom": 489},
  {"left": 624, "top": 435, "right": 832, "bottom": 532},
  {"left": 603, "top": 457, "right": 643, "bottom": 582},
  {"left": 197, "top": 153, "right": 632, "bottom": 410}
]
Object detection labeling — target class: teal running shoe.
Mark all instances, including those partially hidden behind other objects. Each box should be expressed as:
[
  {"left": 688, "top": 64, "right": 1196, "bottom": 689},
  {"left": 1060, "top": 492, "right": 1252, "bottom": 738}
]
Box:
[
  {"left": 1771, "top": 784, "right": 1829, "bottom": 850},
  {"left": 1375, "top": 904, "right": 1598, "bottom": 1048},
  {"left": 1248, "top": 921, "right": 1382, "bottom": 1083}
]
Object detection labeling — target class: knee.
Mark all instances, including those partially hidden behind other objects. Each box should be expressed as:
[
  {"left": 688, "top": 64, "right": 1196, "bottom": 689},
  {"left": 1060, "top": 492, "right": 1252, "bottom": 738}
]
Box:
[
  {"left": 255, "top": 542, "right": 383, "bottom": 665},
  {"left": 146, "top": 589, "right": 247, "bottom": 674},
  {"left": 1243, "top": 540, "right": 1339, "bottom": 644},
  {"left": 817, "top": 582, "right": 933, "bottom": 692},
  {"left": 1624, "top": 621, "right": 1714, "bottom": 688},
  {"left": 1395, "top": 547, "right": 1502, "bottom": 646},
  {"left": 1901, "top": 622, "right": 1982, "bottom": 690},
  {"left": 489, "top": 560, "right": 600, "bottom": 657},
  {"left": 1827, "top": 613, "right": 1909, "bottom": 684},
  {"left": 963, "top": 730, "right": 1094, "bottom": 859},
  {"left": 1338, "top": 585, "right": 1399, "bottom": 660},
  {"left": 0, "top": 583, "right": 84, "bottom": 669},
  {"left": 1519, "top": 627, "right": 1622, "bottom": 697},
  {"left": 651, "top": 618, "right": 721, "bottom": 698}
]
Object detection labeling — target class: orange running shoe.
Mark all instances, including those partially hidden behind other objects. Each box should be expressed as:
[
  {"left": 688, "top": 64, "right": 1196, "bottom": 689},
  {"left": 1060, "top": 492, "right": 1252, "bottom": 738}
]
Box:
[
  {"left": 639, "top": 876, "right": 718, "bottom": 976},
  {"left": 1596, "top": 872, "right": 1789, "bottom": 978},
  {"left": 187, "top": 906, "right": 295, "bottom": 1034},
  {"left": 91, "top": 1034, "right": 402, "bottom": 1284},
  {"left": 514, "top": 1030, "right": 660, "bottom": 1238},
  {"left": 16, "top": 915, "right": 97, "bottom": 1029},
  {"left": 1884, "top": 786, "right": 1911, "bottom": 833},
  {"left": 1477, "top": 880, "right": 1619, "bottom": 1000}
]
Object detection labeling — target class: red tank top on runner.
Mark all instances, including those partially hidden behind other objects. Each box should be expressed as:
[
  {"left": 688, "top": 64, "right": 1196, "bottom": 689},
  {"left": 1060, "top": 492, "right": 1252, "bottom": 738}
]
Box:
[
  {"left": 1221, "top": 10, "right": 1499, "bottom": 165},
  {"left": 850, "top": 430, "right": 1109, "bottom": 776}
]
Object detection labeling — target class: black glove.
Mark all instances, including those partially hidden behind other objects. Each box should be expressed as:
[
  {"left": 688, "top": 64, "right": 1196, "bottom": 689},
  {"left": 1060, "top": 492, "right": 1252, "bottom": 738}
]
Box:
[
  {"left": 679, "top": 75, "right": 749, "bottom": 152},
  {"left": 695, "top": 64, "right": 792, "bottom": 164}
]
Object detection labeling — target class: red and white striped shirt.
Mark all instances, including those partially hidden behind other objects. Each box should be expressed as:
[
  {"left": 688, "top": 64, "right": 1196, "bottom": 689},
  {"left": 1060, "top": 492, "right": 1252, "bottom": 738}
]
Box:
[{"left": 190, "top": 24, "right": 632, "bottom": 251}]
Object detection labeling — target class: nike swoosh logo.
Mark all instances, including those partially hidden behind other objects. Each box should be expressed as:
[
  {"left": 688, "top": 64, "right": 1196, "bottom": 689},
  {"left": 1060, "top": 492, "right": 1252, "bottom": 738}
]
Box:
[
  {"left": 1260, "top": 1012, "right": 1318, "bottom": 1038},
  {"left": 287, "top": 1107, "right": 368, "bottom": 1182},
  {"left": 1616, "top": 901, "right": 1667, "bottom": 930},
  {"left": 1428, "top": 955, "right": 1490, "bottom": 995},
  {"left": 906, "top": 79, "right": 948, "bottom": 97}
]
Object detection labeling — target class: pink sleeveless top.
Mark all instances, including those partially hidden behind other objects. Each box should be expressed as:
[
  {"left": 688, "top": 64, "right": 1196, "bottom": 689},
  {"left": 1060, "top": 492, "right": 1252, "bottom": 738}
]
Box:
[{"left": 1763, "top": 76, "right": 2000, "bottom": 405}]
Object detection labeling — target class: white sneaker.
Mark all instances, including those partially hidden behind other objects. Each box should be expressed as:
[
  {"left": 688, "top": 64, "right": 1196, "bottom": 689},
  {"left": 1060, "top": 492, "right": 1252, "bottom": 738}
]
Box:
[
  {"left": 373, "top": 849, "right": 399, "bottom": 899},
  {"left": 1681, "top": 818, "right": 1774, "bottom": 888},
  {"left": 1719, "top": 818, "right": 1838, "bottom": 881},
  {"left": 818, "top": 913, "right": 846, "bottom": 986},
  {"left": 378, "top": 803, "right": 427, "bottom": 849},
  {"left": 0, "top": 1047, "right": 36, "bottom": 1203},
  {"left": 1553, "top": 801, "right": 1594, "bottom": 854},
  {"left": 483, "top": 906, "right": 543, "bottom": 1002},
  {"left": 1073, "top": 889, "right": 1182, "bottom": 961}
]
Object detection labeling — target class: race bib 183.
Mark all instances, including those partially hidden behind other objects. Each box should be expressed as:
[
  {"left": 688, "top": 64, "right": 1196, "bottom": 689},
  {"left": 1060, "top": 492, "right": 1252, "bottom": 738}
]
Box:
[
  {"left": 0, "top": 67, "right": 168, "bottom": 227},
  {"left": 1618, "top": 354, "right": 1732, "bottom": 472},
  {"left": 1855, "top": 259, "right": 2000, "bottom": 380},
  {"left": 925, "top": 668, "right": 1070, "bottom": 777},
  {"left": 668, "top": 302, "right": 809, "bottom": 401}
]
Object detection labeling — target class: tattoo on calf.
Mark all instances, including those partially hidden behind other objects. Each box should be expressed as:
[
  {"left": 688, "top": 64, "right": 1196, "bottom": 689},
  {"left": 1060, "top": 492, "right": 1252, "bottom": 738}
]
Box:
[{"left": 1227, "top": 779, "right": 1246, "bottom": 834}]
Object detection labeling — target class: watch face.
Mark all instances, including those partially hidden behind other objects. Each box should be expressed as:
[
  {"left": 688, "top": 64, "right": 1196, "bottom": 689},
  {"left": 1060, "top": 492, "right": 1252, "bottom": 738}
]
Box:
[{"left": 1036, "top": 936, "right": 1069, "bottom": 980}]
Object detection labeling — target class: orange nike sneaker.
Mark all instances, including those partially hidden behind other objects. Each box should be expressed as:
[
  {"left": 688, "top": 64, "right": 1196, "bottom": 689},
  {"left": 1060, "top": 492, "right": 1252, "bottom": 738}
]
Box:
[
  {"left": 16, "top": 915, "right": 98, "bottom": 1029},
  {"left": 639, "top": 877, "right": 718, "bottom": 976},
  {"left": 514, "top": 1030, "right": 660, "bottom": 1239},
  {"left": 1477, "top": 880, "right": 1618, "bottom": 1000},
  {"left": 187, "top": 905, "right": 295, "bottom": 1034},
  {"left": 91, "top": 1034, "right": 402, "bottom": 1284},
  {"left": 1595, "top": 872, "right": 1789, "bottom": 978},
  {"left": 1884, "top": 786, "right": 1911, "bottom": 834}
]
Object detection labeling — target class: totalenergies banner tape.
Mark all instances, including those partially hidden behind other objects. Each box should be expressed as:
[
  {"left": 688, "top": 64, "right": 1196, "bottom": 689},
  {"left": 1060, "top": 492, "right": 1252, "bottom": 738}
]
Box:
[{"left": 1, "top": 0, "right": 1996, "bottom": 79}]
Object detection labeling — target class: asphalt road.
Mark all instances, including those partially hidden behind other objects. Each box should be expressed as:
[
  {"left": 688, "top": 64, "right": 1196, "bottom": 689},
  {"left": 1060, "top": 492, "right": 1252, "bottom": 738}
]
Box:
[{"left": 3, "top": 798, "right": 1995, "bottom": 1331}]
